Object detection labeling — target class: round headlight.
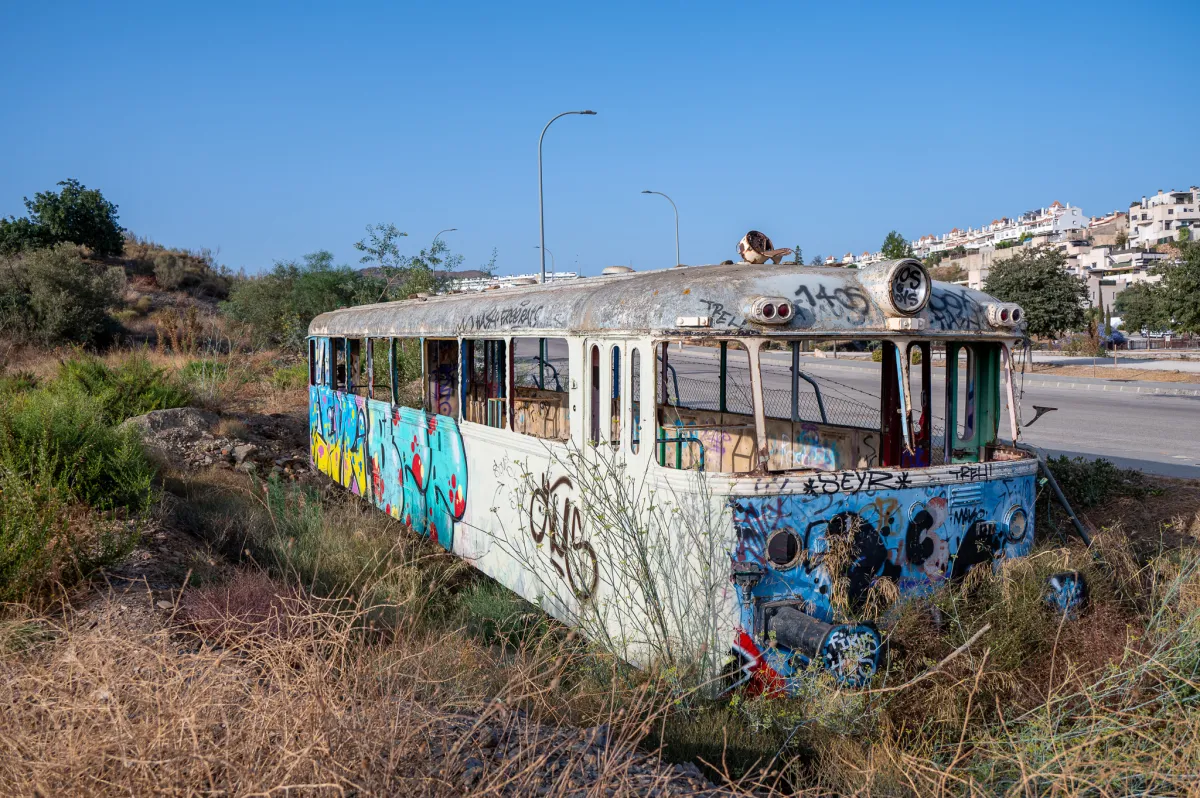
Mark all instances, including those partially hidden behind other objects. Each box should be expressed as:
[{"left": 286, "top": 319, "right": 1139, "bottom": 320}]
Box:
[
  {"left": 766, "top": 529, "right": 801, "bottom": 568},
  {"left": 889, "top": 259, "right": 930, "bottom": 315},
  {"left": 1006, "top": 507, "right": 1028, "bottom": 543}
]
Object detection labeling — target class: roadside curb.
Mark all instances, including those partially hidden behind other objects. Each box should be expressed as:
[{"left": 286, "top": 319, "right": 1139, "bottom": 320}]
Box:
[{"left": 1018, "top": 380, "right": 1200, "bottom": 397}]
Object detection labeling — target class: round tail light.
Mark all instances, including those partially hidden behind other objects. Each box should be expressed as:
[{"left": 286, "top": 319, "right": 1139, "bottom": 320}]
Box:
[
  {"left": 761, "top": 303, "right": 776, "bottom": 319},
  {"left": 1011, "top": 308, "right": 1022, "bottom": 323},
  {"left": 1000, "top": 308, "right": 1010, "bottom": 322},
  {"left": 776, "top": 303, "right": 791, "bottom": 319}
]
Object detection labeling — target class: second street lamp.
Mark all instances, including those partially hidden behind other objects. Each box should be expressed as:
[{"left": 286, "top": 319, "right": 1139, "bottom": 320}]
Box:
[
  {"left": 534, "top": 245, "right": 556, "bottom": 276},
  {"left": 538, "top": 110, "right": 596, "bottom": 284},
  {"left": 641, "top": 190, "right": 680, "bottom": 267}
]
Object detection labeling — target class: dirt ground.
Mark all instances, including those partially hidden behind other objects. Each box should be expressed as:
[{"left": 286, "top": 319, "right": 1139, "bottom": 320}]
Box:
[{"left": 1028, "top": 363, "right": 1200, "bottom": 383}]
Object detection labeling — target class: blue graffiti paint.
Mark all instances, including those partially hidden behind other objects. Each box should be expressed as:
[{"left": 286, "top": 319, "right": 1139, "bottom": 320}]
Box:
[
  {"left": 310, "top": 383, "right": 468, "bottom": 550},
  {"left": 730, "top": 472, "right": 1035, "bottom": 688}
]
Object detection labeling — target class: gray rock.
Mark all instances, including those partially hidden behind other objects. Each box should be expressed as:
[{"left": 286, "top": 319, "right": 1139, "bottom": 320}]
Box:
[
  {"left": 120, "top": 407, "right": 219, "bottom": 435},
  {"left": 232, "top": 443, "right": 259, "bottom": 464}
]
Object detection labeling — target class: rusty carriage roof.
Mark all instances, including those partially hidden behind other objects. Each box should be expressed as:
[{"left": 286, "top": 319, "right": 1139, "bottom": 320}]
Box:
[{"left": 307, "top": 259, "right": 1022, "bottom": 340}]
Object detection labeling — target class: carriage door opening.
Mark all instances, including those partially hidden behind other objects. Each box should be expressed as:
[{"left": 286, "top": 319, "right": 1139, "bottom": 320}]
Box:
[
  {"left": 946, "top": 342, "right": 1001, "bottom": 463},
  {"left": 629, "top": 347, "right": 641, "bottom": 455}
]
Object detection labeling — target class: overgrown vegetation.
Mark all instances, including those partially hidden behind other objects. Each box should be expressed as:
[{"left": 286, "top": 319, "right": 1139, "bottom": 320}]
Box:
[{"left": 0, "top": 244, "right": 125, "bottom": 345}]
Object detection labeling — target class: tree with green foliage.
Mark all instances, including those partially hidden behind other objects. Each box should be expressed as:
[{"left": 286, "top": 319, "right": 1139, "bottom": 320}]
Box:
[
  {"left": 222, "top": 250, "right": 378, "bottom": 349},
  {"left": 1159, "top": 241, "right": 1200, "bottom": 333},
  {"left": 1114, "top": 282, "right": 1167, "bottom": 333},
  {"left": 0, "top": 180, "right": 124, "bottom": 257},
  {"left": 1179, "top": 226, "right": 1191, "bottom": 244},
  {"left": 880, "top": 230, "right": 913, "bottom": 260},
  {"left": 0, "top": 243, "right": 125, "bottom": 345},
  {"left": 983, "top": 247, "right": 1088, "bottom": 339},
  {"left": 792, "top": 245, "right": 802, "bottom": 265}
]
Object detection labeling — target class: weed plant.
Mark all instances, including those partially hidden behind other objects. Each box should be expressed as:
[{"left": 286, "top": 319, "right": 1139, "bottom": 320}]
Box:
[{"left": 55, "top": 352, "right": 191, "bottom": 424}]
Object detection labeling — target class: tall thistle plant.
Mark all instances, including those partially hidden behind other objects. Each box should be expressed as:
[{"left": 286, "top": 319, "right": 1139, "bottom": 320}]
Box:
[{"left": 490, "top": 443, "right": 734, "bottom": 694}]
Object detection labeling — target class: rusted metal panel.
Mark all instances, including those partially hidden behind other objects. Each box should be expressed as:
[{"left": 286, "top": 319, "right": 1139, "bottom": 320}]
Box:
[{"left": 308, "top": 260, "right": 1014, "bottom": 339}]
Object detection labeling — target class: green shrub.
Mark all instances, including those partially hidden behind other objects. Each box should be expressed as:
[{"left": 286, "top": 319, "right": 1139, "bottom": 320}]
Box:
[
  {"left": 0, "top": 244, "right": 125, "bottom": 345},
  {"left": 1046, "top": 455, "right": 1145, "bottom": 509},
  {"left": 55, "top": 354, "right": 192, "bottom": 424},
  {"left": 269, "top": 362, "right": 309, "bottom": 391},
  {"left": 153, "top": 250, "right": 231, "bottom": 299},
  {"left": 0, "top": 390, "right": 154, "bottom": 601},
  {"left": 0, "top": 370, "right": 38, "bottom": 395}
]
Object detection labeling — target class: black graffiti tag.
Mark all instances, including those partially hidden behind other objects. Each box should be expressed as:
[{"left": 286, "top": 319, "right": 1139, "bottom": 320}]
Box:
[
  {"left": 698, "top": 298, "right": 747, "bottom": 329},
  {"left": 459, "top": 301, "right": 561, "bottom": 333},
  {"left": 794, "top": 284, "right": 871, "bottom": 325},
  {"left": 927, "top": 290, "right": 984, "bottom": 331},
  {"left": 527, "top": 474, "right": 599, "bottom": 601},
  {"left": 802, "top": 470, "right": 911, "bottom": 496}
]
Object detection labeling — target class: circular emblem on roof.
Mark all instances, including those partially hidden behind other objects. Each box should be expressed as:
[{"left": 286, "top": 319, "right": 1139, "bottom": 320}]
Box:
[{"left": 887, "top": 259, "right": 930, "bottom": 315}]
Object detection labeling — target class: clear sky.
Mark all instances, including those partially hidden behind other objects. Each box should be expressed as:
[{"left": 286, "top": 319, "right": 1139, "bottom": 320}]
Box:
[{"left": 1, "top": 1, "right": 1194, "bottom": 276}]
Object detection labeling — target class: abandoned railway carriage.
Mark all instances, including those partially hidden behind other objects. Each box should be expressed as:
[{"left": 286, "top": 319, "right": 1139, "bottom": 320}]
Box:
[{"left": 307, "top": 258, "right": 1035, "bottom": 689}]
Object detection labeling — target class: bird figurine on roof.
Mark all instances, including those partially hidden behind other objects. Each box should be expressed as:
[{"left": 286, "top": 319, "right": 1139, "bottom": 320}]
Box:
[{"left": 737, "top": 231, "right": 794, "bottom": 264}]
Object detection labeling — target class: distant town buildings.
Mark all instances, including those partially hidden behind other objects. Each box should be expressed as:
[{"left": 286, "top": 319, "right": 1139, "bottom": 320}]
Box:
[
  {"left": 1128, "top": 187, "right": 1199, "bottom": 248},
  {"left": 447, "top": 270, "right": 579, "bottom": 292}
]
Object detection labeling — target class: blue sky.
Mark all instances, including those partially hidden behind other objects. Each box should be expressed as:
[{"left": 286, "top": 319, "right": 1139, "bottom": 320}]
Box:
[{"left": 1, "top": 2, "right": 1194, "bottom": 276}]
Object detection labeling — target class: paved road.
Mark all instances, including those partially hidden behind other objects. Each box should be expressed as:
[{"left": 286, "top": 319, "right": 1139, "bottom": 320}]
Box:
[{"left": 664, "top": 347, "right": 1200, "bottom": 478}]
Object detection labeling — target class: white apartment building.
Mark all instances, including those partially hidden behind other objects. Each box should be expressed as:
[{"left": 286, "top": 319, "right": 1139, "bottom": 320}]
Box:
[
  {"left": 911, "top": 201, "right": 1087, "bottom": 257},
  {"left": 1128, "top": 187, "right": 1199, "bottom": 248}
]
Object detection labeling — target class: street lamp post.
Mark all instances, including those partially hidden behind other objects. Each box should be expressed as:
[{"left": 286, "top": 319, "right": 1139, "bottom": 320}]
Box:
[
  {"left": 539, "top": 110, "right": 596, "bottom": 284},
  {"left": 641, "top": 190, "right": 680, "bottom": 267},
  {"left": 433, "top": 228, "right": 457, "bottom": 246},
  {"left": 534, "top": 245, "right": 556, "bottom": 276}
]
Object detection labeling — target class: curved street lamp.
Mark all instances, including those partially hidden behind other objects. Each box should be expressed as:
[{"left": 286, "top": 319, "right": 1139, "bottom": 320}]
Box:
[
  {"left": 534, "top": 245, "right": 556, "bottom": 275},
  {"left": 641, "top": 190, "right": 680, "bottom": 267},
  {"left": 433, "top": 228, "right": 457, "bottom": 245},
  {"left": 539, "top": 110, "right": 596, "bottom": 283}
]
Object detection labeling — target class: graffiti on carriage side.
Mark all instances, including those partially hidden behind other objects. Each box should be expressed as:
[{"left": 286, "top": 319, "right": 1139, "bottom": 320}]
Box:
[
  {"left": 697, "top": 298, "right": 748, "bottom": 330},
  {"left": 801, "top": 469, "right": 912, "bottom": 495},
  {"left": 525, "top": 473, "right": 599, "bottom": 601},
  {"left": 458, "top": 301, "right": 567, "bottom": 333},
  {"left": 310, "top": 388, "right": 467, "bottom": 550},
  {"left": 951, "top": 462, "right": 994, "bottom": 482},
  {"left": 310, "top": 388, "right": 369, "bottom": 496},
  {"left": 793, "top": 284, "right": 871, "bottom": 325},
  {"left": 728, "top": 474, "right": 1034, "bottom": 634},
  {"left": 927, "top": 289, "right": 985, "bottom": 331}
]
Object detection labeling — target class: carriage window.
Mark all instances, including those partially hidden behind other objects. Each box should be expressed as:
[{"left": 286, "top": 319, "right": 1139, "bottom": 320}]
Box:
[
  {"left": 394, "top": 338, "right": 423, "bottom": 409},
  {"left": 368, "top": 337, "right": 391, "bottom": 402},
  {"left": 333, "top": 338, "right": 346, "bottom": 391},
  {"left": 656, "top": 340, "right": 758, "bottom": 473},
  {"left": 629, "top": 347, "right": 641, "bottom": 454},
  {"left": 610, "top": 346, "right": 621, "bottom": 448},
  {"left": 464, "top": 339, "right": 507, "bottom": 428},
  {"left": 589, "top": 345, "right": 601, "bottom": 444},
  {"left": 511, "top": 337, "right": 570, "bottom": 441},
  {"left": 425, "top": 339, "right": 459, "bottom": 418},
  {"left": 308, "top": 339, "right": 317, "bottom": 386},
  {"left": 346, "top": 338, "right": 368, "bottom": 396},
  {"left": 904, "top": 342, "right": 934, "bottom": 467},
  {"left": 758, "top": 339, "right": 889, "bottom": 472},
  {"left": 955, "top": 345, "right": 975, "bottom": 441}
]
